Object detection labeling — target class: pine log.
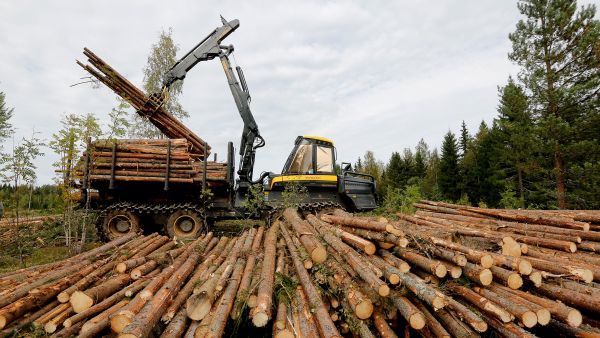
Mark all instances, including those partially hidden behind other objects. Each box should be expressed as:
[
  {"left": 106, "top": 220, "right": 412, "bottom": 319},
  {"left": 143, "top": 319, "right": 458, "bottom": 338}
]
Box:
[
  {"left": 390, "top": 293, "right": 426, "bottom": 330},
  {"left": 445, "top": 296, "right": 488, "bottom": 332},
  {"left": 321, "top": 213, "right": 404, "bottom": 237},
  {"left": 231, "top": 226, "right": 265, "bottom": 320},
  {"left": 430, "top": 237, "right": 494, "bottom": 268},
  {"left": 489, "top": 265, "right": 523, "bottom": 289},
  {"left": 433, "top": 308, "right": 480, "bottom": 338},
  {"left": 372, "top": 308, "right": 398, "bottom": 338},
  {"left": 462, "top": 262, "right": 493, "bottom": 286},
  {"left": 394, "top": 248, "right": 447, "bottom": 278},
  {"left": 413, "top": 299, "right": 451, "bottom": 338},
  {"left": 501, "top": 286, "right": 582, "bottom": 327},
  {"left": 250, "top": 223, "right": 279, "bottom": 327},
  {"left": 280, "top": 220, "right": 341, "bottom": 338},
  {"left": 447, "top": 285, "right": 513, "bottom": 323},
  {"left": 119, "top": 237, "right": 205, "bottom": 338},
  {"left": 473, "top": 286, "right": 537, "bottom": 328},
  {"left": 284, "top": 209, "right": 327, "bottom": 263},
  {"left": 78, "top": 299, "right": 130, "bottom": 338},
  {"left": 203, "top": 259, "right": 246, "bottom": 338}
]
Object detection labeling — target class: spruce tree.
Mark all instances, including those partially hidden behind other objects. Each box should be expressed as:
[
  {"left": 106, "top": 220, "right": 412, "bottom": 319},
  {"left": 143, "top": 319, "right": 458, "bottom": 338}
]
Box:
[
  {"left": 496, "top": 77, "right": 535, "bottom": 207},
  {"left": 509, "top": 0, "right": 600, "bottom": 208},
  {"left": 439, "top": 131, "right": 461, "bottom": 201},
  {"left": 459, "top": 121, "right": 470, "bottom": 157},
  {"left": 0, "top": 91, "right": 14, "bottom": 143}
]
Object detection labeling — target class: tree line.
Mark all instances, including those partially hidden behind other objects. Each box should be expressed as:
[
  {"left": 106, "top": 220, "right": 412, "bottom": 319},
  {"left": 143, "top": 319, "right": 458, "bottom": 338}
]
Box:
[{"left": 355, "top": 0, "right": 600, "bottom": 210}]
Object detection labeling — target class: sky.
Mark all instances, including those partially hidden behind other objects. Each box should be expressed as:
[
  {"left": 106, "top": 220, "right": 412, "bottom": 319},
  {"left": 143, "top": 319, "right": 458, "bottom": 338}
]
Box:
[{"left": 1, "top": 0, "right": 598, "bottom": 185}]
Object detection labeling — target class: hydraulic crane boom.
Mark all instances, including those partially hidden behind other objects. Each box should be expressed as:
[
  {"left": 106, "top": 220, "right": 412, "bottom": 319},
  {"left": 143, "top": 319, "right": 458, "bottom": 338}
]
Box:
[{"left": 160, "top": 17, "right": 265, "bottom": 188}]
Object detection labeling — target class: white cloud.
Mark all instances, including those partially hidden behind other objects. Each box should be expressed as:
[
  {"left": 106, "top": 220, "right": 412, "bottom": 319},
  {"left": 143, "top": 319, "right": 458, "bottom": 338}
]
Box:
[{"left": 0, "top": 0, "right": 598, "bottom": 184}]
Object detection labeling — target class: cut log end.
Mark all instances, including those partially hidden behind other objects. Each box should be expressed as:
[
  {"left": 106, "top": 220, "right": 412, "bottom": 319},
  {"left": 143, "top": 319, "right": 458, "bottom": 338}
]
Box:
[
  {"left": 507, "top": 273, "right": 523, "bottom": 289},
  {"left": 398, "top": 238, "right": 409, "bottom": 248},
  {"left": 399, "top": 262, "right": 411, "bottom": 273},
  {"left": 356, "top": 301, "right": 374, "bottom": 320},
  {"left": 409, "top": 313, "right": 426, "bottom": 330},
  {"left": 116, "top": 262, "right": 128, "bottom": 273},
  {"left": 378, "top": 284, "right": 391, "bottom": 297},
  {"left": 472, "top": 321, "right": 488, "bottom": 332},
  {"left": 480, "top": 255, "right": 494, "bottom": 268},
  {"left": 365, "top": 243, "right": 377, "bottom": 255},
  {"left": 536, "top": 309, "right": 551, "bottom": 326},
  {"left": 529, "top": 271, "right": 542, "bottom": 287},
  {"left": 569, "top": 243, "right": 577, "bottom": 253},
  {"left": 310, "top": 247, "right": 327, "bottom": 264},
  {"left": 63, "top": 319, "right": 72, "bottom": 328},
  {"left": 434, "top": 264, "right": 447, "bottom": 278},
  {"left": 480, "top": 269, "right": 493, "bottom": 286},
  {"left": 521, "top": 311, "right": 538, "bottom": 328},
  {"left": 70, "top": 291, "right": 94, "bottom": 313},
  {"left": 449, "top": 266, "right": 462, "bottom": 279},
  {"left": 57, "top": 291, "right": 71, "bottom": 303},
  {"left": 130, "top": 269, "right": 143, "bottom": 280},
  {"left": 110, "top": 311, "right": 134, "bottom": 333},
  {"left": 432, "top": 296, "right": 446, "bottom": 310},
  {"left": 186, "top": 296, "right": 211, "bottom": 321},
  {"left": 455, "top": 255, "right": 467, "bottom": 267},
  {"left": 567, "top": 310, "right": 583, "bottom": 327},
  {"left": 247, "top": 295, "right": 258, "bottom": 308},
  {"left": 388, "top": 274, "right": 401, "bottom": 285},
  {"left": 303, "top": 260, "right": 313, "bottom": 270},
  {"left": 44, "top": 322, "right": 58, "bottom": 334},
  {"left": 252, "top": 312, "right": 269, "bottom": 327},
  {"left": 518, "top": 260, "right": 533, "bottom": 275}
]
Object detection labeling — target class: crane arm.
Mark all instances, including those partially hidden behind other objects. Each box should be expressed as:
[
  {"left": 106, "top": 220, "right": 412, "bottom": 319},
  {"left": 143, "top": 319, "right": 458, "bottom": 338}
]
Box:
[
  {"left": 218, "top": 48, "right": 264, "bottom": 186},
  {"left": 162, "top": 17, "right": 240, "bottom": 89},
  {"left": 159, "top": 17, "right": 264, "bottom": 186}
]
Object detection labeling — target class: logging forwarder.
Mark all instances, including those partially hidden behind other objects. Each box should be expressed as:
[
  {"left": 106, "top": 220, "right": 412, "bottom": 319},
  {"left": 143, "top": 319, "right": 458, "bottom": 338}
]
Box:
[{"left": 83, "top": 17, "right": 377, "bottom": 241}]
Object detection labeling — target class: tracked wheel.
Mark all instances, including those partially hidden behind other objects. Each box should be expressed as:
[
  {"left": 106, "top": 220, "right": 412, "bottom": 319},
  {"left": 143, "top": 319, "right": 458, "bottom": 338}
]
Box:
[
  {"left": 165, "top": 210, "right": 204, "bottom": 240},
  {"left": 100, "top": 210, "right": 140, "bottom": 241}
]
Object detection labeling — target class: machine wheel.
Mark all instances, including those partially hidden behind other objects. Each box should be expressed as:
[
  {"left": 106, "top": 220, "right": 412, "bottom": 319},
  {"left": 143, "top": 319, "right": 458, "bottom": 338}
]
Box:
[
  {"left": 165, "top": 210, "right": 204, "bottom": 240},
  {"left": 100, "top": 210, "right": 141, "bottom": 241}
]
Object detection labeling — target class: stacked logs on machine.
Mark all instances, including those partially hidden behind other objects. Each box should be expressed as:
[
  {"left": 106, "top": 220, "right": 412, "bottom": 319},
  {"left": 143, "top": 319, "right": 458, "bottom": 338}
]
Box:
[
  {"left": 75, "top": 139, "right": 227, "bottom": 185},
  {"left": 77, "top": 48, "right": 210, "bottom": 156},
  {"left": 2, "top": 205, "right": 600, "bottom": 337}
]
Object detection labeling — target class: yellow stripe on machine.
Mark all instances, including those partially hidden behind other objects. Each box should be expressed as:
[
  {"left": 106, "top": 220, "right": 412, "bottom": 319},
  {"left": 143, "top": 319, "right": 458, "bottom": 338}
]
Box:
[{"left": 270, "top": 174, "right": 338, "bottom": 189}]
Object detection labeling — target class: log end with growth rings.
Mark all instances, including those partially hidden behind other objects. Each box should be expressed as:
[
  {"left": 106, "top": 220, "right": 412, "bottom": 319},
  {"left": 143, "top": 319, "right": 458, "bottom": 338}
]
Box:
[{"left": 479, "top": 269, "right": 493, "bottom": 286}]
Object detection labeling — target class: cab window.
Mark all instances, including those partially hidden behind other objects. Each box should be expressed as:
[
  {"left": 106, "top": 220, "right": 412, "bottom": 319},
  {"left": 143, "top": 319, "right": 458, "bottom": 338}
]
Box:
[
  {"left": 316, "top": 146, "right": 334, "bottom": 173},
  {"left": 288, "top": 141, "right": 314, "bottom": 174}
]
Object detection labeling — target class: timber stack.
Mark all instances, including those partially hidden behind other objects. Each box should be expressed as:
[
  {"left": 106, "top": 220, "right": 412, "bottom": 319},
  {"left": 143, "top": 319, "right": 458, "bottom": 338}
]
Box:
[
  {"left": 2, "top": 204, "right": 600, "bottom": 337},
  {"left": 76, "top": 48, "right": 210, "bottom": 156},
  {"left": 75, "top": 139, "right": 227, "bottom": 185}
]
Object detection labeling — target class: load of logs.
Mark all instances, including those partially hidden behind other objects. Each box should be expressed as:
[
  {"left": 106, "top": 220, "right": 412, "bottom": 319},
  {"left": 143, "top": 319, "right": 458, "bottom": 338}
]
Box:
[
  {"left": 77, "top": 48, "right": 210, "bottom": 156},
  {"left": 75, "top": 139, "right": 227, "bottom": 185},
  {"left": 2, "top": 203, "right": 600, "bottom": 337}
]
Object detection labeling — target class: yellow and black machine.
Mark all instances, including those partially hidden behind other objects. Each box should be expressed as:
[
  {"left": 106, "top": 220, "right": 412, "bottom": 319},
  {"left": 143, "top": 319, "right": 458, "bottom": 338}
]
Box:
[
  {"left": 263, "top": 135, "right": 377, "bottom": 211},
  {"left": 83, "top": 17, "right": 376, "bottom": 240}
]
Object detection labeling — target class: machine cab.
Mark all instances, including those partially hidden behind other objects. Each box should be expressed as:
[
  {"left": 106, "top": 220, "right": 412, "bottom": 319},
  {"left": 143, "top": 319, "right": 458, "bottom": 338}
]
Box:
[{"left": 282, "top": 136, "right": 336, "bottom": 175}]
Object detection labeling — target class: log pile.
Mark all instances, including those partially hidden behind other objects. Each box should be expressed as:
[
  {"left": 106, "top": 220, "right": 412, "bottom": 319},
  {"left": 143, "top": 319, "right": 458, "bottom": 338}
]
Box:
[
  {"left": 77, "top": 48, "right": 210, "bottom": 156},
  {"left": 2, "top": 204, "right": 600, "bottom": 337},
  {"left": 76, "top": 139, "right": 227, "bottom": 185}
]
